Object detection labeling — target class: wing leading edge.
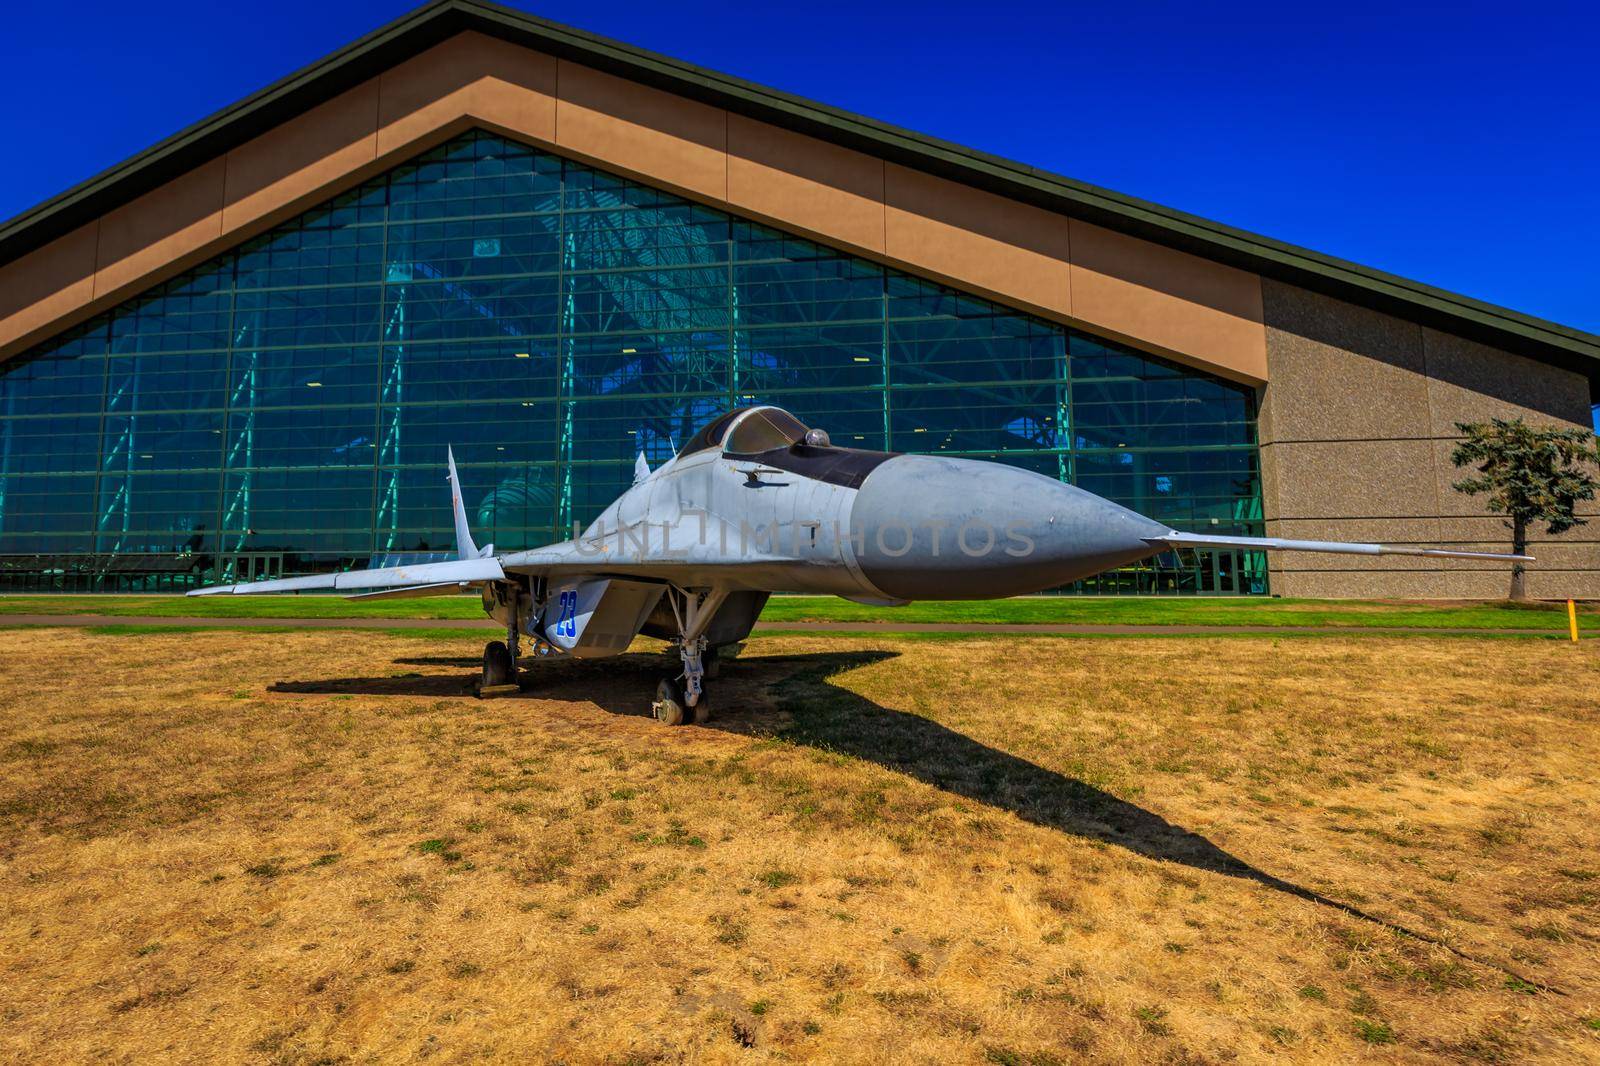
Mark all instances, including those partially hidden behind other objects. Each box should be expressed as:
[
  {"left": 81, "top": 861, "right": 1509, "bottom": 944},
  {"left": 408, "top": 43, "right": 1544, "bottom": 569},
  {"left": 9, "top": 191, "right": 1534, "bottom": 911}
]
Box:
[
  {"left": 191, "top": 444, "right": 506, "bottom": 597},
  {"left": 1149, "top": 531, "right": 1533, "bottom": 562},
  {"left": 187, "top": 556, "right": 506, "bottom": 596}
]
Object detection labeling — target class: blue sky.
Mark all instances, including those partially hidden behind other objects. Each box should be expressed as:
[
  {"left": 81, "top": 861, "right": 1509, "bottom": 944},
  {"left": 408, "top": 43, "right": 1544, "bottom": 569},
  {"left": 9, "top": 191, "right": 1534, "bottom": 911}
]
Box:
[{"left": 3, "top": 0, "right": 1597, "bottom": 337}]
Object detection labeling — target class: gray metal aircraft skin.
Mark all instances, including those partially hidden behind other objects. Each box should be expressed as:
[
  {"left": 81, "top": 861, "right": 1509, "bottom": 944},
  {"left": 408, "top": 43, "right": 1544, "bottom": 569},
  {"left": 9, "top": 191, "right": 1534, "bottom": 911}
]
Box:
[{"left": 191, "top": 406, "right": 1531, "bottom": 723}]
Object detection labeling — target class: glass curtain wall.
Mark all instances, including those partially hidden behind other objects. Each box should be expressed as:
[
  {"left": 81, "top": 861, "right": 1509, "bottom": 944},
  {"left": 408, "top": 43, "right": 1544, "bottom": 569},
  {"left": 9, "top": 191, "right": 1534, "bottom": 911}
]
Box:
[{"left": 0, "top": 130, "right": 1265, "bottom": 593}]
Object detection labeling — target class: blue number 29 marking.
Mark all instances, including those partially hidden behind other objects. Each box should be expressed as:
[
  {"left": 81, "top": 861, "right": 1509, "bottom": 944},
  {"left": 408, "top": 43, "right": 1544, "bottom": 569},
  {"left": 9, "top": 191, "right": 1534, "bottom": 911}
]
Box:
[{"left": 555, "top": 590, "right": 578, "bottom": 637}]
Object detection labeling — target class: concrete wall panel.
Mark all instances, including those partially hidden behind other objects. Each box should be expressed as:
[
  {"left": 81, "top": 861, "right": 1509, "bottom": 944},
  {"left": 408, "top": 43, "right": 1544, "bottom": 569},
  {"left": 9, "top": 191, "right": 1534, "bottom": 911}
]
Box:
[
  {"left": 1526, "top": 570, "right": 1600, "bottom": 599},
  {"left": 884, "top": 164, "right": 1071, "bottom": 316},
  {"left": 0, "top": 224, "right": 99, "bottom": 352},
  {"left": 1277, "top": 569, "right": 1529, "bottom": 599},
  {"left": 1258, "top": 284, "right": 1428, "bottom": 442},
  {"left": 726, "top": 115, "right": 885, "bottom": 253},
  {"left": 1422, "top": 328, "right": 1592, "bottom": 434},
  {"left": 1267, "top": 516, "right": 1447, "bottom": 544},
  {"left": 555, "top": 60, "right": 726, "bottom": 202},
  {"left": 1279, "top": 567, "right": 1600, "bottom": 599},
  {"left": 463, "top": 35, "right": 560, "bottom": 145},
  {"left": 223, "top": 78, "right": 381, "bottom": 234},
  {"left": 378, "top": 33, "right": 557, "bottom": 156},
  {"left": 1260, "top": 279, "right": 1598, "bottom": 598},
  {"left": 1261, "top": 439, "right": 1441, "bottom": 521},
  {"left": 1431, "top": 514, "right": 1600, "bottom": 542},
  {"left": 1069, "top": 221, "right": 1267, "bottom": 383},
  {"left": 93, "top": 157, "right": 227, "bottom": 299}
]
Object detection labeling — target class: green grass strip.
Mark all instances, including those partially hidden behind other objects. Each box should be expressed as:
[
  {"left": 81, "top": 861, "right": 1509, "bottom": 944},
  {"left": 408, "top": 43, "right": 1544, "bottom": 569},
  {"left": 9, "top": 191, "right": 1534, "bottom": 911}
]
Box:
[{"left": 0, "top": 592, "right": 1587, "bottom": 632}]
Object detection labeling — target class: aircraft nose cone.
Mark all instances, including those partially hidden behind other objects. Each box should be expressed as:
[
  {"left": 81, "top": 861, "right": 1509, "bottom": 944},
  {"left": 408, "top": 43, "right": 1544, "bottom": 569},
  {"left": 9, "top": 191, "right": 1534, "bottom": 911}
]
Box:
[{"left": 848, "top": 455, "right": 1168, "bottom": 600}]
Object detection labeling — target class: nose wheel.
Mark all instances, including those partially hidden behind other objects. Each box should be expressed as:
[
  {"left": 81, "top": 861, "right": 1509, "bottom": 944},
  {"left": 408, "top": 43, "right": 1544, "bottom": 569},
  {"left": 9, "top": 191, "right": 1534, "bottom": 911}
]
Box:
[
  {"left": 653, "top": 677, "right": 686, "bottom": 726},
  {"left": 653, "top": 676, "right": 711, "bottom": 726},
  {"left": 650, "top": 586, "right": 728, "bottom": 725}
]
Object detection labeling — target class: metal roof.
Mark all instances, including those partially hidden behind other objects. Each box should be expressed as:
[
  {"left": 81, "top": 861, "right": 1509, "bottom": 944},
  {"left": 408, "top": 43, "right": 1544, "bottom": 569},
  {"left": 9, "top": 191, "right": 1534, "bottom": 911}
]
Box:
[{"left": 3, "top": 0, "right": 1597, "bottom": 382}]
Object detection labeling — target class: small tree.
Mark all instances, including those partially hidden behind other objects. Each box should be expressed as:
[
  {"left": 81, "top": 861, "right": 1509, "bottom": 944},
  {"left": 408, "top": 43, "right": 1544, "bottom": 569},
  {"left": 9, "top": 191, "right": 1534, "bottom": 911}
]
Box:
[{"left": 1450, "top": 417, "right": 1600, "bottom": 600}]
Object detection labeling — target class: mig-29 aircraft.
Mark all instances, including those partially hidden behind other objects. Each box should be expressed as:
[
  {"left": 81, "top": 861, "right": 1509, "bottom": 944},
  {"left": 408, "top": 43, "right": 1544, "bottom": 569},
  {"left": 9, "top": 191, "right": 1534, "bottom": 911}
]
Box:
[{"left": 191, "top": 406, "right": 1530, "bottom": 724}]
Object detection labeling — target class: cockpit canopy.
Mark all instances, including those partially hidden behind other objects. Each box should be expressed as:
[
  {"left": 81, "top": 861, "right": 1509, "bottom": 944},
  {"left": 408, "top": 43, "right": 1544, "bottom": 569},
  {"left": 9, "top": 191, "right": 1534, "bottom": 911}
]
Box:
[
  {"left": 724, "top": 407, "right": 812, "bottom": 456},
  {"left": 678, "top": 406, "right": 815, "bottom": 458}
]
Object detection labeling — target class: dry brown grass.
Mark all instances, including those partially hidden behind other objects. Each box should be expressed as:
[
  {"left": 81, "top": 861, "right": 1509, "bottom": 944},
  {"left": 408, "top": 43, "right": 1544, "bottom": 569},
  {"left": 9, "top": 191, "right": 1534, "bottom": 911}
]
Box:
[{"left": 1, "top": 628, "right": 1597, "bottom": 1064}]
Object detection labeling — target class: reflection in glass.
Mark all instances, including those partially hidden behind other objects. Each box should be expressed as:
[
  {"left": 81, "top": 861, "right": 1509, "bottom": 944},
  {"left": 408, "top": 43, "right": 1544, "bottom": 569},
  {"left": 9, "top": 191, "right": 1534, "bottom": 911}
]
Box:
[{"left": 0, "top": 130, "right": 1262, "bottom": 593}]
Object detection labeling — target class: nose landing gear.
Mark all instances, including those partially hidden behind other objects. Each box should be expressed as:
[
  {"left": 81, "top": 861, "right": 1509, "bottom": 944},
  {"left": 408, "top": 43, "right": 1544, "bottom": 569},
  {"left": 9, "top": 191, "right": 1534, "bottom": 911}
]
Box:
[
  {"left": 653, "top": 672, "right": 712, "bottom": 726},
  {"left": 652, "top": 587, "right": 727, "bottom": 725}
]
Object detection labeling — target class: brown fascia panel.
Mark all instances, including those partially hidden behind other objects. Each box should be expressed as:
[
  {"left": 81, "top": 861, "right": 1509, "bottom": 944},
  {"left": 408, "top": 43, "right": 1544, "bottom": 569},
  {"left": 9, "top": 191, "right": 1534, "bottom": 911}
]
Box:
[{"left": 0, "top": 31, "right": 1269, "bottom": 387}]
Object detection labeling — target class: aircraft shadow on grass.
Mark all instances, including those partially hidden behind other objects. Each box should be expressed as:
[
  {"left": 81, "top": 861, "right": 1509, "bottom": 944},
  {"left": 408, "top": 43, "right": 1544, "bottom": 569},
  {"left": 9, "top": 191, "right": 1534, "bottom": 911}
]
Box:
[{"left": 269, "top": 649, "right": 1396, "bottom": 926}]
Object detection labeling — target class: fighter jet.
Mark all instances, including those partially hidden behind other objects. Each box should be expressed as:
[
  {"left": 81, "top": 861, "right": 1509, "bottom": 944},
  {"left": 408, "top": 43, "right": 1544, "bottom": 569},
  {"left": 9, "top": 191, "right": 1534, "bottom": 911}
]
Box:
[{"left": 191, "top": 406, "right": 1530, "bottom": 723}]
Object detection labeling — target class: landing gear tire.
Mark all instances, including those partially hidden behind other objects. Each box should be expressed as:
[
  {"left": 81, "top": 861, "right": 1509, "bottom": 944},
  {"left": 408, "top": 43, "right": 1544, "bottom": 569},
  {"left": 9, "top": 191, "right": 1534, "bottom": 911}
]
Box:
[
  {"left": 702, "top": 645, "right": 722, "bottom": 680},
  {"left": 654, "top": 677, "right": 687, "bottom": 726},
  {"left": 482, "top": 640, "right": 514, "bottom": 688},
  {"left": 691, "top": 692, "right": 712, "bottom": 725}
]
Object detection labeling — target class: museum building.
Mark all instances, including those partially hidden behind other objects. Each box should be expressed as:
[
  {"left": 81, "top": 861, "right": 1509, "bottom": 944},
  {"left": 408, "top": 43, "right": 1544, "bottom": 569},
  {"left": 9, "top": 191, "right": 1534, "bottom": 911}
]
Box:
[{"left": 0, "top": 0, "right": 1594, "bottom": 596}]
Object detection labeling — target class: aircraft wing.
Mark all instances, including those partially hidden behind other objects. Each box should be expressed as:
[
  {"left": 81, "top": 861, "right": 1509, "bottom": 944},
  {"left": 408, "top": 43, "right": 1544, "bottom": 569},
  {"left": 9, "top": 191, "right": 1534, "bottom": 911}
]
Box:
[
  {"left": 190, "top": 444, "right": 512, "bottom": 597},
  {"left": 187, "top": 556, "right": 505, "bottom": 596},
  {"left": 1149, "top": 531, "right": 1532, "bottom": 562}
]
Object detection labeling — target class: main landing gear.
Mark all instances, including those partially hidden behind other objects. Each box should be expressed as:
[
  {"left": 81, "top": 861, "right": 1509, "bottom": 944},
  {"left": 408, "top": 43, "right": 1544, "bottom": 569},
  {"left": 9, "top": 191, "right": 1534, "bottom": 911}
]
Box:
[
  {"left": 652, "top": 587, "right": 727, "bottom": 726},
  {"left": 481, "top": 606, "right": 522, "bottom": 690},
  {"left": 482, "top": 639, "right": 514, "bottom": 688},
  {"left": 480, "top": 582, "right": 530, "bottom": 694}
]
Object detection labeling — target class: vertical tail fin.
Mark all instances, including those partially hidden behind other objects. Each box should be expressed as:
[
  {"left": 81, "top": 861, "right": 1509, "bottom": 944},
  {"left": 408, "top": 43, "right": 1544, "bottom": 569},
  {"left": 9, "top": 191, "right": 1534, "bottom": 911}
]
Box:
[
  {"left": 633, "top": 451, "right": 651, "bottom": 484},
  {"left": 446, "top": 445, "right": 480, "bottom": 560}
]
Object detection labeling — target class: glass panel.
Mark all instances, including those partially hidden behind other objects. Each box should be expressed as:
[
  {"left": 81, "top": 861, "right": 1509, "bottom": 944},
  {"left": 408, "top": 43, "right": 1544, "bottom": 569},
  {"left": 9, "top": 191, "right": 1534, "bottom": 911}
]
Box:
[
  {"left": 889, "top": 384, "right": 1063, "bottom": 454},
  {"left": 0, "top": 129, "right": 1262, "bottom": 593}
]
